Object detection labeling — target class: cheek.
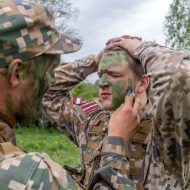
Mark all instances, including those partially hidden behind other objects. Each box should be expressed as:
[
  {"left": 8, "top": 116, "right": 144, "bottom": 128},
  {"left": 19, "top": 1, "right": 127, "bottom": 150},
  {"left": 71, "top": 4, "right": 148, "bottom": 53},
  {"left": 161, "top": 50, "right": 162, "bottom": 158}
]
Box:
[
  {"left": 110, "top": 81, "right": 126, "bottom": 109},
  {"left": 111, "top": 80, "right": 127, "bottom": 97}
]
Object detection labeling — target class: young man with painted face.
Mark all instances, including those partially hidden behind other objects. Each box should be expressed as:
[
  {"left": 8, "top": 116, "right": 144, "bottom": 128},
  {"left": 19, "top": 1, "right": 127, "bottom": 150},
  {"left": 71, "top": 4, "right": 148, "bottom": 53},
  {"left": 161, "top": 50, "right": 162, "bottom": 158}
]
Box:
[
  {"left": 42, "top": 44, "right": 152, "bottom": 188},
  {"left": 104, "top": 36, "right": 190, "bottom": 189},
  {"left": 0, "top": 0, "right": 124, "bottom": 189}
]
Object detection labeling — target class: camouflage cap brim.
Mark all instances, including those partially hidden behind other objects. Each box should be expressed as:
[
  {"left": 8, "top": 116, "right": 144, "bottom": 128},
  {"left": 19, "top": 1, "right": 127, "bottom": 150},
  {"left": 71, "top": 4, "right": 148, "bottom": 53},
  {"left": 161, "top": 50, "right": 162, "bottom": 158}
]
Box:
[
  {"left": 0, "top": 0, "right": 82, "bottom": 67},
  {"left": 46, "top": 33, "right": 82, "bottom": 54}
]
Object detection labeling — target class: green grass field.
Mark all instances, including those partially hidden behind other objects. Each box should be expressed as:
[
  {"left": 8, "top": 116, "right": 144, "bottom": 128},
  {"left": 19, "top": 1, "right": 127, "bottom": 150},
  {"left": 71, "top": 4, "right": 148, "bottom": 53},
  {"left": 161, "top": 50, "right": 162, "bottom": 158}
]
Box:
[{"left": 15, "top": 127, "right": 80, "bottom": 167}]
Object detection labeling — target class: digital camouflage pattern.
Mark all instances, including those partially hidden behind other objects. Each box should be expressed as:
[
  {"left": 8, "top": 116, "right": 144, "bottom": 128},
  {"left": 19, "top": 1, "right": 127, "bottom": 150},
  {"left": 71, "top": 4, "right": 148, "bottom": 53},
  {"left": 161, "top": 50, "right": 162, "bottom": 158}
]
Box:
[
  {"left": 43, "top": 42, "right": 190, "bottom": 189},
  {"left": 0, "top": 0, "right": 83, "bottom": 189},
  {"left": 42, "top": 54, "right": 153, "bottom": 189},
  {"left": 0, "top": 0, "right": 81, "bottom": 67},
  {"left": 134, "top": 42, "right": 190, "bottom": 189},
  {"left": 0, "top": 142, "right": 82, "bottom": 190}
]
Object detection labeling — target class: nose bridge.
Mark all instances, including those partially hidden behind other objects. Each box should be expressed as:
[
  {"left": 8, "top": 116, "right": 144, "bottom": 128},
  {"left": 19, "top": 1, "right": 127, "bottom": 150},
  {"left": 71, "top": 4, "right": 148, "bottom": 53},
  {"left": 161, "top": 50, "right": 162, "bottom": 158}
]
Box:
[{"left": 98, "top": 73, "right": 110, "bottom": 87}]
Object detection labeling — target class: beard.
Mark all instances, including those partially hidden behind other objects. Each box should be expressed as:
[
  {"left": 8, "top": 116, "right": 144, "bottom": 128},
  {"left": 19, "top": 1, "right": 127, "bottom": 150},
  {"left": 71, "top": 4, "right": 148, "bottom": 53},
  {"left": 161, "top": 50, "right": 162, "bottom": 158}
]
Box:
[
  {"left": 15, "top": 100, "right": 37, "bottom": 125},
  {"left": 14, "top": 86, "right": 39, "bottom": 126}
]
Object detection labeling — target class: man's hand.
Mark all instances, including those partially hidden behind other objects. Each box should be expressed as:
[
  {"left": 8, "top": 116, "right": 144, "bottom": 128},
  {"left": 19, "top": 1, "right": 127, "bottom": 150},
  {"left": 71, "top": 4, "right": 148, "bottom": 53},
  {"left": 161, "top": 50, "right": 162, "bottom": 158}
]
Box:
[
  {"left": 106, "top": 35, "right": 143, "bottom": 58},
  {"left": 108, "top": 94, "right": 142, "bottom": 141}
]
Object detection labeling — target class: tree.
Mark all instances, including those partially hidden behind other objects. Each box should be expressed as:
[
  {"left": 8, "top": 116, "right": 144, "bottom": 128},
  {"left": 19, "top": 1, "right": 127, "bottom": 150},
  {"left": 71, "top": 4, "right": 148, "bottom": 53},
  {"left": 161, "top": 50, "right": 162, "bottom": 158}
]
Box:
[
  {"left": 72, "top": 82, "right": 99, "bottom": 101},
  {"left": 164, "top": 0, "right": 190, "bottom": 49},
  {"left": 33, "top": 0, "right": 79, "bottom": 35}
]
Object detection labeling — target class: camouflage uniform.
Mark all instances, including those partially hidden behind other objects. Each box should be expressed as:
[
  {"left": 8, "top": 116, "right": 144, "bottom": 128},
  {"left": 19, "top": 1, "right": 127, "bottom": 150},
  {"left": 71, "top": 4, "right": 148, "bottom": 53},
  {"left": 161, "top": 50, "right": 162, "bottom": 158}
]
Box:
[
  {"left": 133, "top": 42, "right": 190, "bottom": 189},
  {"left": 0, "top": 140, "right": 81, "bottom": 190},
  {"left": 0, "top": 1, "right": 136, "bottom": 189},
  {"left": 0, "top": 0, "right": 80, "bottom": 143},
  {"left": 42, "top": 41, "right": 190, "bottom": 189},
  {"left": 42, "top": 55, "right": 153, "bottom": 189},
  {"left": 0, "top": 0, "right": 83, "bottom": 189}
]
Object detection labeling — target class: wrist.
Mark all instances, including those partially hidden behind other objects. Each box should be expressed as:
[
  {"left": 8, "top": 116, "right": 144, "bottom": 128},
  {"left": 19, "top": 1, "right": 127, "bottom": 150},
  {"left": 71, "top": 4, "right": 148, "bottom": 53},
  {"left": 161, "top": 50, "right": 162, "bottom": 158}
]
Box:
[{"left": 108, "top": 132, "right": 131, "bottom": 141}]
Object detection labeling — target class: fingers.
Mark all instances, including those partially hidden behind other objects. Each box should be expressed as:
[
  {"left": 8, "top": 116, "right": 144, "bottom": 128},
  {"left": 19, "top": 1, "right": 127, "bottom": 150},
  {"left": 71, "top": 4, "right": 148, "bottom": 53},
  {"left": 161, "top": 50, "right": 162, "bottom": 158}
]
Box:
[
  {"left": 133, "top": 97, "right": 142, "bottom": 114},
  {"left": 106, "top": 37, "right": 121, "bottom": 45},
  {"left": 106, "top": 35, "right": 142, "bottom": 46},
  {"left": 124, "top": 94, "right": 135, "bottom": 108},
  {"left": 105, "top": 41, "right": 122, "bottom": 51},
  {"left": 122, "top": 94, "right": 142, "bottom": 116},
  {"left": 121, "top": 35, "right": 142, "bottom": 41}
]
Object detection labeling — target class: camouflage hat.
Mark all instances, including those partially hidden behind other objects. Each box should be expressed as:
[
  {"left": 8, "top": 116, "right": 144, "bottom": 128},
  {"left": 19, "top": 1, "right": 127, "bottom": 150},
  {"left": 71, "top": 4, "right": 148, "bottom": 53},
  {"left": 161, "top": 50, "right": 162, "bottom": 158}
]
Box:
[{"left": 0, "top": 0, "right": 82, "bottom": 67}]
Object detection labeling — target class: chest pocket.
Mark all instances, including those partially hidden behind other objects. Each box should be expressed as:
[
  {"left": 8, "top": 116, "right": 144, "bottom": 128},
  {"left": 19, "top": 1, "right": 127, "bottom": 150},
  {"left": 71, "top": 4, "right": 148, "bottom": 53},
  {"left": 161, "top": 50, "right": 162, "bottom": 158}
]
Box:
[{"left": 83, "top": 114, "right": 109, "bottom": 187}]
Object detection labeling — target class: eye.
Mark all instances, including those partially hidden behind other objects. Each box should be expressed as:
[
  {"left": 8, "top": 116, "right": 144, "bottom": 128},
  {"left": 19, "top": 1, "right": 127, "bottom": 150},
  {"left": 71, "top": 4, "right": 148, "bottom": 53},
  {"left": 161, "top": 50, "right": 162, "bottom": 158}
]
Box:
[{"left": 110, "top": 73, "right": 121, "bottom": 78}]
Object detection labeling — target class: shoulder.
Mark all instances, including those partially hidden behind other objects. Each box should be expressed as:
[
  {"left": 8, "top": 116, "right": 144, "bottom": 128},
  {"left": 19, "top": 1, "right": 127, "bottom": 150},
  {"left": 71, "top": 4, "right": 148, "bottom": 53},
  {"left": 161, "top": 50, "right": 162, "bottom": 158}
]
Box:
[{"left": 72, "top": 96, "right": 101, "bottom": 116}]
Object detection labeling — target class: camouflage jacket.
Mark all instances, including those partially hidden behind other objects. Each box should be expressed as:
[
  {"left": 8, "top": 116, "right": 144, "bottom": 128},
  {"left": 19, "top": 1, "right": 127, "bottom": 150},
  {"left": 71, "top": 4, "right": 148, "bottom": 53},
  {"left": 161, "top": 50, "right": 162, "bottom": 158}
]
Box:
[
  {"left": 0, "top": 122, "right": 83, "bottom": 190},
  {"left": 42, "top": 55, "right": 153, "bottom": 189},
  {"left": 134, "top": 42, "right": 190, "bottom": 189}
]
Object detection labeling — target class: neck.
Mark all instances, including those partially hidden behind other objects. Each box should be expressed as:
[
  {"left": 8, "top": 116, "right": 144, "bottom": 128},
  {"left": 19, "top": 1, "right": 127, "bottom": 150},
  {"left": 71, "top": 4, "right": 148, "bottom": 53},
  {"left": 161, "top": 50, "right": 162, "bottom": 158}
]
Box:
[{"left": 136, "top": 92, "right": 147, "bottom": 108}]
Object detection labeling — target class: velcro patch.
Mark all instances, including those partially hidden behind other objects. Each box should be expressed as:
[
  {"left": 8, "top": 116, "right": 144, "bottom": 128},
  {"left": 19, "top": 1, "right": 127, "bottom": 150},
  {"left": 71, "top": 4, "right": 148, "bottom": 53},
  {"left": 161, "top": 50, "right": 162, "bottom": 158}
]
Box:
[{"left": 81, "top": 102, "right": 99, "bottom": 114}]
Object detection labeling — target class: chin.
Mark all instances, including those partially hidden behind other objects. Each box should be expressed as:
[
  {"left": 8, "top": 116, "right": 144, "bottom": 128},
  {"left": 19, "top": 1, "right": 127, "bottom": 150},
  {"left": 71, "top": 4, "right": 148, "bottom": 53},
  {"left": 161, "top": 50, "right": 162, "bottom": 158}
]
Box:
[{"left": 102, "top": 101, "right": 112, "bottom": 111}]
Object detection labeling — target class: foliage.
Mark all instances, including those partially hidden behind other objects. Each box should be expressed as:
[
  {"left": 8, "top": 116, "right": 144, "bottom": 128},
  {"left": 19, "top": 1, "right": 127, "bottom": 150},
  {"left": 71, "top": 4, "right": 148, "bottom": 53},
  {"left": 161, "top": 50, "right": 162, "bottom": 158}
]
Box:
[
  {"left": 72, "top": 81, "right": 99, "bottom": 101},
  {"left": 33, "top": 0, "right": 79, "bottom": 34},
  {"left": 164, "top": 0, "right": 190, "bottom": 49},
  {"left": 15, "top": 127, "right": 80, "bottom": 166}
]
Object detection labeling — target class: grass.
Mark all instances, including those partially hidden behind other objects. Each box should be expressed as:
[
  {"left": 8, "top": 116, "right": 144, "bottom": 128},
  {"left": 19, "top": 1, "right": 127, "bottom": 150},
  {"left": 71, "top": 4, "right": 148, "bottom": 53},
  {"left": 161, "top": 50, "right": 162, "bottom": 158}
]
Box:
[{"left": 15, "top": 127, "right": 80, "bottom": 167}]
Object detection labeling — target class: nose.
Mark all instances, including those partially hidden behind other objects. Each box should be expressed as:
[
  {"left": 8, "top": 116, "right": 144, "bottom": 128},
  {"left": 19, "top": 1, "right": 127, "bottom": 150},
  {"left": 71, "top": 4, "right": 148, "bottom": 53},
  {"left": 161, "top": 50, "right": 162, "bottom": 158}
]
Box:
[{"left": 98, "top": 75, "right": 110, "bottom": 88}]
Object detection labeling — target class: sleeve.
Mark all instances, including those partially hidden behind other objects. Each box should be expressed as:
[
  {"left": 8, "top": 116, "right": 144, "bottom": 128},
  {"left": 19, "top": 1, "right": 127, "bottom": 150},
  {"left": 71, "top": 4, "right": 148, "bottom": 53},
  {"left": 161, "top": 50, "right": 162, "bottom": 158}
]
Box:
[
  {"left": 41, "top": 54, "right": 98, "bottom": 145},
  {"left": 88, "top": 136, "right": 135, "bottom": 190},
  {"left": 135, "top": 42, "right": 190, "bottom": 186},
  {"left": 0, "top": 152, "right": 82, "bottom": 190}
]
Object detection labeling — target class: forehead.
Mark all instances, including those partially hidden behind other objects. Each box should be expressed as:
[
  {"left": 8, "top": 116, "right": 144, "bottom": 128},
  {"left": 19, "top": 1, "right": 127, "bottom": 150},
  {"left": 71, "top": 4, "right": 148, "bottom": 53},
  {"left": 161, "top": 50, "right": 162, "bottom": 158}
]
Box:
[{"left": 99, "top": 53, "right": 129, "bottom": 71}]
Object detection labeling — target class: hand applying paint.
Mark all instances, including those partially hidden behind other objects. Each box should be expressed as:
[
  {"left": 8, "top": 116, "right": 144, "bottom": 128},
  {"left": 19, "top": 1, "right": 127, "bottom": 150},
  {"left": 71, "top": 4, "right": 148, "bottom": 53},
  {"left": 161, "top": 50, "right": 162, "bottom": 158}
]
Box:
[
  {"left": 108, "top": 92, "right": 142, "bottom": 141},
  {"left": 124, "top": 79, "right": 135, "bottom": 102}
]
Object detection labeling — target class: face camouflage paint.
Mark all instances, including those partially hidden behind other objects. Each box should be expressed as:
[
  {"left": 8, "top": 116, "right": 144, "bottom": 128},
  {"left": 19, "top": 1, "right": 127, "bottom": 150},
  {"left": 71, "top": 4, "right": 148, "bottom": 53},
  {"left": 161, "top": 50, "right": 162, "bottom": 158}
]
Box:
[
  {"left": 99, "top": 53, "right": 136, "bottom": 111},
  {"left": 100, "top": 54, "right": 129, "bottom": 71},
  {"left": 30, "top": 55, "right": 60, "bottom": 109},
  {"left": 125, "top": 79, "right": 135, "bottom": 101}
]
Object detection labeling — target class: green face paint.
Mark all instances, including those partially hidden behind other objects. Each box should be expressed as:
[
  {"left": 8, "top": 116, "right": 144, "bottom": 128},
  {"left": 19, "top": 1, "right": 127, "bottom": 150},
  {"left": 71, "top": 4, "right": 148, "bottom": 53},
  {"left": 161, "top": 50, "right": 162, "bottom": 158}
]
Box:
[
  {"left": 111, "top": 80, "right": 125, "bottom": 110},
  {"left": 31, "top": 54, "right": 60, "bottom": 108},
  {"left": 111, "top": 79, "right": 136, "bottom": 110},
  {"left": 99, "top": 53, "right": 135, "bottom": 110},
  {"left": 100, "top": 54, "right": 129, "bottom": 71},
  {"left": 124, "top": 79, "right": 135, "bottom": 101},
  {"left": 98, "top": 73, "right": 110, "bottom": 86}
]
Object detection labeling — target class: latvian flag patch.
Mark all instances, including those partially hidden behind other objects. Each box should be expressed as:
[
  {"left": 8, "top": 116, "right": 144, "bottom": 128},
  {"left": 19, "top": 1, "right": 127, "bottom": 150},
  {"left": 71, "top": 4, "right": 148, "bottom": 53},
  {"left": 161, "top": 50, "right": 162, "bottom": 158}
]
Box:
[{"left": 81, "top": 102, "right": 99, "bottom": 114}]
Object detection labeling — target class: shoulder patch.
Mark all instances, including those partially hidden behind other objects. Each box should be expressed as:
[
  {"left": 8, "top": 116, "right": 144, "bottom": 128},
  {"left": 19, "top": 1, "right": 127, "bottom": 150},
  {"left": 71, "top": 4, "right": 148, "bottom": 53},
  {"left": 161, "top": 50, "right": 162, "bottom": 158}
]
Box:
[
  {"left": 72, "top": 96, "right": 86, "bottom": 105},
  {"left": 80, "top": 102, "right": 100, "bottom": 114}
]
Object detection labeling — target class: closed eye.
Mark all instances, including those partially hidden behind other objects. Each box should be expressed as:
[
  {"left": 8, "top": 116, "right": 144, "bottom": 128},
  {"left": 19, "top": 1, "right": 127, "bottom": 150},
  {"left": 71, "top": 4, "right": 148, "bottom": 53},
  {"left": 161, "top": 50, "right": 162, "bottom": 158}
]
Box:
[{"left": 107, "top": 71, "right": 122, "bottom": 78}]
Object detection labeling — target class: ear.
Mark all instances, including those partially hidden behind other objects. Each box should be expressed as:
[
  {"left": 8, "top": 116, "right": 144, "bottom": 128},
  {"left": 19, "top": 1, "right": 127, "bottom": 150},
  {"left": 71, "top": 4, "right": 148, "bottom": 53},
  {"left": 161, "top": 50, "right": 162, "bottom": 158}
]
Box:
[
  {"left": 8, "top": 59, "right": 22, "bottom": 87},
  {"left": 136, "top": 74, "right": 149, "bottom": 93}
]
